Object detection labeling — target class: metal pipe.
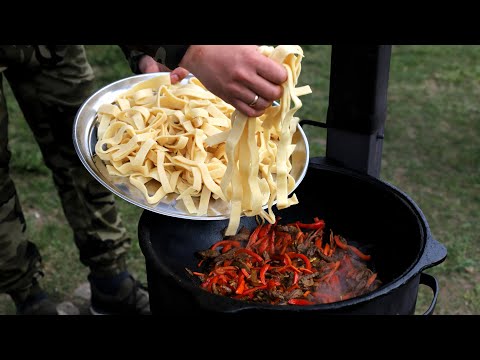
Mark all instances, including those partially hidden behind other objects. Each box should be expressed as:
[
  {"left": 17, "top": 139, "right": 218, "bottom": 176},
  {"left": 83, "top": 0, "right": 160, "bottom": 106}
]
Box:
[{"left": 326, "top": 45, "right": 391, "bottom": 178}]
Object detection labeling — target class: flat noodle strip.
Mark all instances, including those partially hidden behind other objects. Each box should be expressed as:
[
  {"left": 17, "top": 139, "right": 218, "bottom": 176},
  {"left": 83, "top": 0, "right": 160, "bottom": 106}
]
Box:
[{"left": 94, "top": 45, "right": 310, "bottom": 229}]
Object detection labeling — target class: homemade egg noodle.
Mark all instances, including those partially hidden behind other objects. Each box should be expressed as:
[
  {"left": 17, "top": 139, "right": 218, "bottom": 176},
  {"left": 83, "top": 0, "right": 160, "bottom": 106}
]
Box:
[{"left": 94, "top": 45, "right": 311, "bottom": 235}]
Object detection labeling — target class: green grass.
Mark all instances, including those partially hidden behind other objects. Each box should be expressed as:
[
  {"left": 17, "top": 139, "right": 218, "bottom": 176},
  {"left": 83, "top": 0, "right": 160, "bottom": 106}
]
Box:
[{"left": 0, "top": 45, "right": 478, "bottom": 315}]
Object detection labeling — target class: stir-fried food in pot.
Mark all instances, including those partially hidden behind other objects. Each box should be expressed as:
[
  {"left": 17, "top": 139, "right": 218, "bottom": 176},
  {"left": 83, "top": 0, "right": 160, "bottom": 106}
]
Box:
[{"left": 187, "top": 217, "right": 382, "bottom": 305}]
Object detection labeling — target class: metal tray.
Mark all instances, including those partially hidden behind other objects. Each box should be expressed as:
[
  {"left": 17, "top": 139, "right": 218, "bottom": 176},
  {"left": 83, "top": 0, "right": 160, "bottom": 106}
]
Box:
[{"left": 73, "top": 73, "right": 309, "bottom": 220}]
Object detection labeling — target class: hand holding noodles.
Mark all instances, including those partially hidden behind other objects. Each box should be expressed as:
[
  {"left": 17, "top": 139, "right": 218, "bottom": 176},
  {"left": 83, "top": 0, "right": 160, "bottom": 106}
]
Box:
[{"left": 220, "top": 45, "right": 311, "bottom": 235}]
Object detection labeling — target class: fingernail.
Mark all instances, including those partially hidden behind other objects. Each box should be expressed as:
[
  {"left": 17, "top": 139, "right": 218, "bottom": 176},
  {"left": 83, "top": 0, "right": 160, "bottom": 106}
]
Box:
[{"left": 171, "top": 74, "right": 179, "bottom": 83}]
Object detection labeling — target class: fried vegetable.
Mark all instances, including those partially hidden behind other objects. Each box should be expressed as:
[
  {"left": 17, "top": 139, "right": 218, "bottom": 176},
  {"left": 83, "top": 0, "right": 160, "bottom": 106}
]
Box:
[{"left": 188, "top": 217, "right": 382, "bottom": 305}]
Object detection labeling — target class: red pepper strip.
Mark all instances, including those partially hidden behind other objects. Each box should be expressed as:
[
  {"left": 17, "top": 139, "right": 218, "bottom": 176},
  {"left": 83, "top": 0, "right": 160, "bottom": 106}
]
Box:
[
  {"left": 287, "top": 252, "right": 312, "bottom": 271},
  {"left": 334, "top": 235, "right": 348, "bottom": 250},
  {"left": 225, "top": 270, "right": 238, "bottom": 279},
  {"left": 288, "top": 298, "right": 315, "bottom": 306},
  {"left": 319, "top": 261, "right": 340, "bottom": 283},
  {"left": 246, "top": 225, "right": 262, "bottom": 249},
  {"left": 293, "top": 271, "right": 299, "bottom": 285},
  {"left": 235, "top": 274, "right": 246, "bottom": 294},
  {"left": 240, "top": 268, "right": 251, "bottom": 279},
  {"left": 212, "top": 266, "right": 237, "bottom": 275},
  {"left": 315, "top": 238, "right": 323, "bottom": 251},
  {"left": 276, "top": 264, "right": 301, "bottom": 274},
  {"left": 324, "top": 243, "right": 330, "bottom": 256},
  {"left": 242, "top": 284, "right": 267, "bottom": 295},
  {"left": 298, "top": 222, "right": 325, "bottom": 230},
  {"left": 192, "top": 272, "right": 205, "bottom": 277},
  {"left": 222, "top": 244, "right": 232, "bottom": 253},
  {"left": 280, "top": 241, "right": 290, "bottom": 255},
  {"left": 299, "top": 267, "right": 314, "bottom": 274},
  {"left": 289, "top": 265, "right": 302, "bottom": 274},
  {"left": 257, "top": 236, "right": 269, "bottom": 254},
  {"left": 259, "top": 263, "right": 270, "bottom": 285},
  {"left": 268, "top": 230, "right": 275, "bottom": 256},
  {"left": 275, "top": 237, "right": 284, "bottom": 254},
  {"left": 197, "top": 259, "right": 204, "bottom": 267},
  {"left": 279, "top": 233, "right": 290, "bottom": 249},
  {"left": 280, "top": 232, "right": 293, "bottom": 246},
  {"left": 201, "top": 275, "right": 220, "bottom": 290},
  {"left": 366, "top": 273, "right": 378, "bottom": 287},
  {"left": 283, "top": 253, "right": 292, "bottom": 266},
  {"left": 258, "top": 223, "right": 272, "bottom": 239},
  {"left": 235, "top": 248, "right": 264, "bottom": 264},
  {"left": 267, "top": 279, "right": 281, "bottom": 289},
  {"left": 215, "top": 274, "right": 229, "bottom": 285},
  {"left": 212, "top": 275, "right": 225, "bottom": 284},
  {"left": 288, "top": 219, "right": 325, "bottom": 230},
  {"left": 348, "top": 245, "right": 372, "bottom": 261},
  {"left": 211, "top": 240, "right": 241, "bottom": 250},
  {"left": 287, "top": 283, "right": 299, "bottom": 292},
  {"left": 275, "top": 266, "right": 289, "bottom": 273},
  {"left": 250, "top": 229, "right": 269, "bottom": 247},
  {"left": 296, "top": 231, "right": 305, "bottom": 244}
]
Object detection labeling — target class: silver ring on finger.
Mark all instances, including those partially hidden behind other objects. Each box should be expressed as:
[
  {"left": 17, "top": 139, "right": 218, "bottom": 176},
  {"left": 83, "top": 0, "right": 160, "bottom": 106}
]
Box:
[{"left": 248, "top": 94, "right": 259, "bottom": 107}]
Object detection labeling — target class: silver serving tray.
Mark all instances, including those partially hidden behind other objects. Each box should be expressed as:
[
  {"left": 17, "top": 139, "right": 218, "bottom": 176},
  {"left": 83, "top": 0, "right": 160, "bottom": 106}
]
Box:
[{"left": 73, "top": 73, "right": 309, "bottom": 220}]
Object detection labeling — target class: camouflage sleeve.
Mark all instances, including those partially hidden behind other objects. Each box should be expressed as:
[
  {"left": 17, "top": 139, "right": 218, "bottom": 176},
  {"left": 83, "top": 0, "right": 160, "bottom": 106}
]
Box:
[
  {"left": 118, "top": 45, "right": 190, "bottom": 74},
  {"left": 0, "top": 45, "right": 66, "bottom": 69}
]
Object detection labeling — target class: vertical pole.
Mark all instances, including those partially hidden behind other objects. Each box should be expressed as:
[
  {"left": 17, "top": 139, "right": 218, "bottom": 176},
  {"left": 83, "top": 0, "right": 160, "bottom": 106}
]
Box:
[{"left": 326, "top": 45, "right": 391, "bottom": 178}]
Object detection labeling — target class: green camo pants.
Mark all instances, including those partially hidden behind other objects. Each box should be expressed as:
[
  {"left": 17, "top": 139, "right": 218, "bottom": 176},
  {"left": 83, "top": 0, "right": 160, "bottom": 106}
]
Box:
[{"left": 0, "top": 45, "right": 131, "bottom": 295}]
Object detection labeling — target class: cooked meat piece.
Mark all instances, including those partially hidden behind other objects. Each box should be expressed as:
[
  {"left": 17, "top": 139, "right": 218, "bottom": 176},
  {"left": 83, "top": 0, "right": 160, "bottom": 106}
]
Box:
[
  {"left": 225, "top": 226, "right": 250, "bottom": 242},
  {"left": 212, "top": 248, "right": 237, "bottom": 263},
  {"left": 196, "top": 249, "right": 220, "bottom": 259},
  {"left": 269, "top": 290, "right": 286, "bottom": 301},
  {"left": 286, "top": 288, "right": 305, "bottom": 300},
  {"left": 315, "top": 248, "right": 334, "bottom": 262},
  {"left": 276, "top": 225, "right": 299, "bottom": 238},
  {"left": 299, "top": 272, "right": 321, "bottom": 288},
  {"left": 231, "top": 259, "right": 250, "bottom": 271}
]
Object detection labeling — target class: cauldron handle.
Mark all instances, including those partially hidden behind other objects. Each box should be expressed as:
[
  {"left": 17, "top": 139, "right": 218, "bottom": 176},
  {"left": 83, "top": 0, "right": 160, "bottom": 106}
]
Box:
[
  {"left": 419, "top": 272, "right": 439, "bottom": 316},
  {"left": 299, "top": 119, "right": 327, "bottom": 129},
  {"left": 416, "top": 236, "right": 447, "bottom": 271}
]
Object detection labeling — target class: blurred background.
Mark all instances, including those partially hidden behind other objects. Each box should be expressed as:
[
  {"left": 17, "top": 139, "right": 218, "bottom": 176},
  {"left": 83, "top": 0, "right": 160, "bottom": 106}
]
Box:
[{"left": 0, "top": 45, "right": 478, "bottom": 314}]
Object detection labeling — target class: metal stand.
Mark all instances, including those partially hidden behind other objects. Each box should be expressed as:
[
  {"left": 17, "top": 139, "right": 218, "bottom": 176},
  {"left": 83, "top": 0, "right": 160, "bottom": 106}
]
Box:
[{"left": 326, "top": 45, "right": 391, "bottom": 178}]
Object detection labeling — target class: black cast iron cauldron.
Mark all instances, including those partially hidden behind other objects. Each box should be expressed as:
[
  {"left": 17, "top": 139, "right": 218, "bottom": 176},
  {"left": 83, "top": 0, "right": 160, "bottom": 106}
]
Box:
[{"left": 138, "top": 157, "right": 447, "bottom": 315}]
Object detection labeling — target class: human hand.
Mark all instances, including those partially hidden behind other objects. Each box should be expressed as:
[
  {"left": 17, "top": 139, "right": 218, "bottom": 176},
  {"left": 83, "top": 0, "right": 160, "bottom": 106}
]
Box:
[
  {"left": 179, "top": 45, "right": 288, "bottom": 117},
  {"left": 138, "top": 55, "right": 190, "bottom": 84}
]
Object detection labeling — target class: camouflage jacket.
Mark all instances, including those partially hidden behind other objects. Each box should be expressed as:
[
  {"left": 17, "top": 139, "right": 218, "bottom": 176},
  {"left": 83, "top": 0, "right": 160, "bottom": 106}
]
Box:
[
  {"left": 0, "top": 45, "right": 190, "bottom": 74},
  {"left": 118, "top": 45, "right": 190, "bottom": 74},
  {"left": 0, "top": 45, "right": 71, "bottom": 72}
]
